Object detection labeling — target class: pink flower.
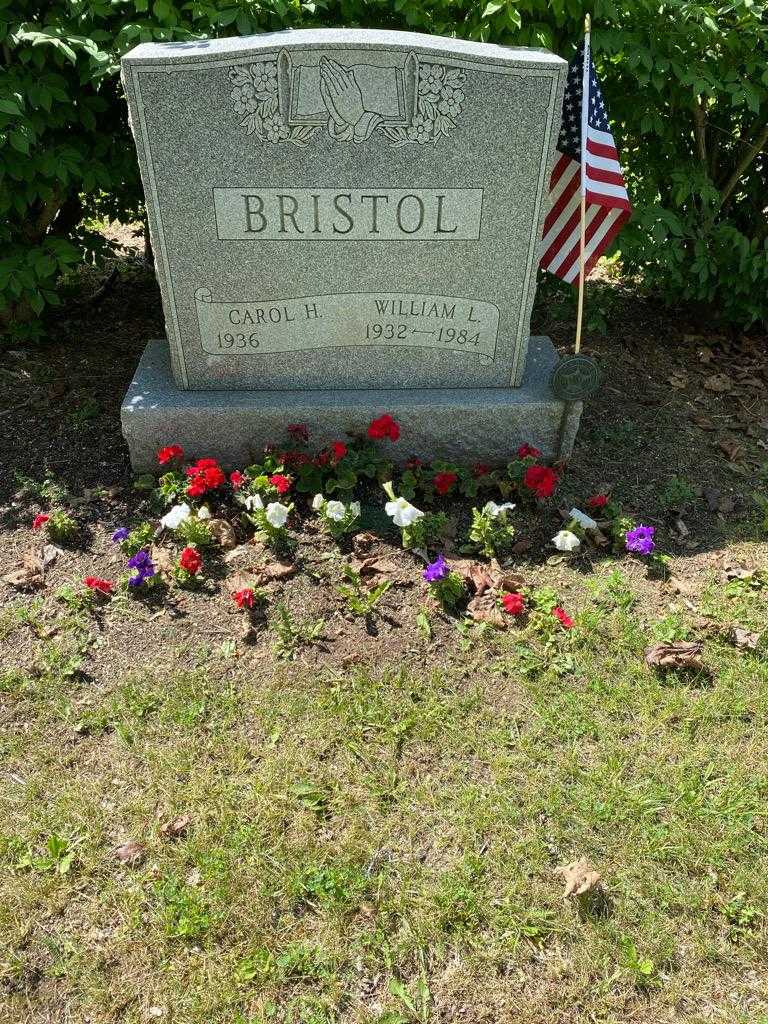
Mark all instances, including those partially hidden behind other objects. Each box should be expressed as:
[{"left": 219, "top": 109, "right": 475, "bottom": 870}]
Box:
[{"left": 230, "top": 470, "right": 245, "bottom": 489}]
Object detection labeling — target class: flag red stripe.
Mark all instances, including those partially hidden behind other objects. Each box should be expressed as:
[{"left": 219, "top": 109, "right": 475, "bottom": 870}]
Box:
[
  {"left": 585, "top": 164, "right": 626, "bottom": 187},
  {"left": 541, "top": 205, "right": 582, "bottom": 269},
  {"left": 556, "top": 206, "right": 611, "bottom": 281},
  {"left": 583, "top": 209, "right": 631, "bottom": 276},
  {"left": 549, "top": 152, "right": 573, "bottom": 190},
  {"left": 585, "top": 189, "right": 632, "bottom": 212},
  {"left": 586, "top": 137, "right": 618, "bottom": 160},
  {"left": 542, "top": 166, "right": 580, "bottom": 233}
]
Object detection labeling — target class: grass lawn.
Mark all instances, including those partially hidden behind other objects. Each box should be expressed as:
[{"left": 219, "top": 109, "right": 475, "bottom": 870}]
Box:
[{"left": 1, "top": 252, "right": 768, "bottom": 1022}]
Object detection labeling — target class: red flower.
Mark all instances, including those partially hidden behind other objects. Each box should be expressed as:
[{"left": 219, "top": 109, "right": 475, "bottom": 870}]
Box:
[
  {"left": 230, "top": 470, "right": 245, "bottom": 489},
  {"left": 84, "top": 576, "right": 113, "bottom": 595},
  {"left": 282, "top": 449, "right": 311, "bottom": 467},
  {"left": 552, "top": 606, "right": 574, "bottom": 629},
  {"left": 287, "top": 423, "right": 310, "bottom": 443},
  {"left": 472, "top": 463, "right": 491, "bottom": 478},
  {"left": 501, "top": 592, "right": 525, "bottom": 616},
  {"left": 331, "top": 441, "right": 347, "bottom": 461},
  {"left": 187, "top": 480, "right": 207, "bottom": 498},
  {"left": 523, "top": 465, "right": 558, "bottom": 499},
  {"left": 405, "top": 456, "right": 422, "bottom": 471},
  {"left": 315, "top": 451, "right": 331, "bottom": 466},
  {"left": 32, "top": 514, "right": 50, "bottom": 530},
  {"left": 185, "top": 458, "right": 225, "bottom": 497},
  {"left": 179, "top": 547, "right": 202, "bottom": 574},
  {"left": 368, "top": 414, "right": 400, "bottom": 441},
  {"left": 433, "top": 471, "right": 458, "bottom": 495},
  {"left": 587, "top": 493, "right": 608, "bottom": 509},
  {"left": 269, "top": 473, "right": 291, "bottom": 494},
  {"left": 232, "top": 588, "right": 254, "bottom": 609},
  {"left": 157, "top": 444, "right": 184, "bottom": 465},
  {"left": 517, "top": 443, "right": 542, "bottom": 459}
]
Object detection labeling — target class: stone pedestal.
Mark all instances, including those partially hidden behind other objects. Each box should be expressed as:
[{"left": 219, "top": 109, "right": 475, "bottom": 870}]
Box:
[{"left": 122, "top": 336, "right": 581, "bottom": 471}]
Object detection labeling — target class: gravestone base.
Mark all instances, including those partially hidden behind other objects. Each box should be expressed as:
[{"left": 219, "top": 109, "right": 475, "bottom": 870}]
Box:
[{"left": 122, "top": 336, "right": 581, "bottom": 471}]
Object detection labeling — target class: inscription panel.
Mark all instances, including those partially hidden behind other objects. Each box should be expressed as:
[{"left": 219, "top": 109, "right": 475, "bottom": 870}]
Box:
[
  {"left": 214, "top": 187, "right": 483, "bottom": 241},
  {"left": 196, "top": 289, "right": 499, "bottom": 361}
]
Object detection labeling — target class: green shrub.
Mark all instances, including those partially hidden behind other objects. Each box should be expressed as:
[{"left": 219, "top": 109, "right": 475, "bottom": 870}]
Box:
[{"left": 2, "top": 0, "right": 766, "bottom": 339}]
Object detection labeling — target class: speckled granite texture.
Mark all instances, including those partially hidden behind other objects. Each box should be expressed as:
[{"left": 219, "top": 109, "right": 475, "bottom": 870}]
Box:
[
  {"left": 121, "top": 336, "right": 581, "bottom": 470},
  {"left": 122, "top": 29, "right": 566, "bottom": 391}
]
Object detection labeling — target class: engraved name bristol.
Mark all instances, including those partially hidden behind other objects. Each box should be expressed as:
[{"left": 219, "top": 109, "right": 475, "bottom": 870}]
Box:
[
  {"left": 213, "top": 187, "right": 483, "bottom": 241},
  {"left": 229, "top": 49, "right": 468, "bottom": 147}
]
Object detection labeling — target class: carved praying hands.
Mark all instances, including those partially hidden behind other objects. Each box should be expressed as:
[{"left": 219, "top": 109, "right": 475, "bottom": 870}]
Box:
[{"left": 320, "top": 56, "right": 365, "bottom": 132}]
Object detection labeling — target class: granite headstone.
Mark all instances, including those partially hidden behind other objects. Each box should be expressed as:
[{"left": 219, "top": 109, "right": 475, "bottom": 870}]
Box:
[{"left": 121, "top": 29, "right": 582, "bottom": 467}]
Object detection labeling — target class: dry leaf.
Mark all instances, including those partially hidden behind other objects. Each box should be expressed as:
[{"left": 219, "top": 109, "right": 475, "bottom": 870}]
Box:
[
  {"left": 114, "top": 839, "right": 146, "bottom": 867},
  {"left": 42, "top": 544, "right": 61, "bottom": 568},
  {"left": 717, "top": 438, "right": 744, "bottom": 463},
  {"left": 645, "top": 641, "right": 704, "bottom": 671},
  {"left": 555, "top": 858, "right": 602, "bottom": 898},
  {"left": 467, "top": 593, "right": 506, "bottom": 628},
  {"left": 258, "top": 560, "right": 298, "bottom": 582},
  {"left": 223, "top": 544, "right": 252, "bottom": 564},
  {"left": 159, "top": 814, "right": 191, "bottom": 839},
  {"left": 730, "top": 626, "right": 760, "bottom": 650},
  {"left": 703, "top": 373, "right": 734, "bottom": 393},
  {"left": 207, "top": 518, "right": 237, "bottom": 550},
  {"left": 3, "top": 565, "right": 44, "bottom": 589},
  {"left": 150, "top": 544, "right": 176, "bottom": 575},
  {"left": 352, "top": 532, "right": 377, "bottom": 556},
  {"left": 667, "top": 370, "right": 689, "bottom": 390},
  {"left": 691, "top": 414, "right": 717, "bottom": 431}
]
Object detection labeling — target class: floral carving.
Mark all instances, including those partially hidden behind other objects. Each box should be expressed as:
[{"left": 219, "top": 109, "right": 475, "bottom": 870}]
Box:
[
  {"left": 228, "top": 53, "right": 467, "bottom": 148},
  {"left": 228, "top": 62, "right": 317, "bottom": 147}
]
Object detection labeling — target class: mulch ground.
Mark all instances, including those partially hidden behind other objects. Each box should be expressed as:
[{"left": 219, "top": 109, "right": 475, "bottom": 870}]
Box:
[{"left": 1, "top": 235, "right": 766, "bottom": 681}]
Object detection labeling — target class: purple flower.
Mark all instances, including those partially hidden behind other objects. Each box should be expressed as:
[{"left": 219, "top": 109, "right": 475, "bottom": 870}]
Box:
[
  {"left": 127, "top": 549, "right": 156, "bottom": 587},
  {"left": 127, "top": 550, "right": 152, "bottom": 571},
  {"left": 111, "top": 527, "right": 129, "bottom": 543},
  {"left": 625, "top": 524, "right": 656, "bottom": 556},
  {"left": 423, "top": 554, "right": 449, "bottom": 582}
]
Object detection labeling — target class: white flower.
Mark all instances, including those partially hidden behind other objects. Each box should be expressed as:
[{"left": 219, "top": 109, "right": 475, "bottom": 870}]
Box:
[
  {"left": 385, "top": 496, "right": 424, "bottom": 528},
  {"left": 312, "top": 493, "right": 325, "bottom": 510},
  {"left": 483, "top": 501, "right": 516, "bottom": 519},
  {"left": 569, "top": 507, "right": 597, "bottom": 531},
  {"left": 325, "top": 500, "right": 347, "bottom": 522},
  {"left": 349, "top": 501, "right": 361, "bottom": 519},
  {"left": 552, "top": 529, "right": 581, "bottom": 552},
  {"left": 245, "top": 493, "right": 264, "bottom": 511},
  {"left": 160, "top": 502, "right": 191, "bottom": 530},
  {"left": 196, "top": 505, "right": 212, "bottom": 521},
  {"left": 265, "top": 501, "right": 289, "bottom": 528}
]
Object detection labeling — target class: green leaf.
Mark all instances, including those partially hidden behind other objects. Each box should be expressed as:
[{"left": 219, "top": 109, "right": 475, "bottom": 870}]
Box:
[{"left": 482, "top": 1, "right": 504, "bottom": 16}]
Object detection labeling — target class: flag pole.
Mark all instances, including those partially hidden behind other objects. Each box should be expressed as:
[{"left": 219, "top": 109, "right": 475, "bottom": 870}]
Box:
[{"left": 573, "top": 13, "right": 590, "bottom": 355}]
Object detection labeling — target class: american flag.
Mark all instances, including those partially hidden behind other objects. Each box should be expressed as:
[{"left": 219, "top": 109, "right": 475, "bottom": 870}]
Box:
[{"left": 541, "top": 37, "right": 631, "bottom": 284}]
